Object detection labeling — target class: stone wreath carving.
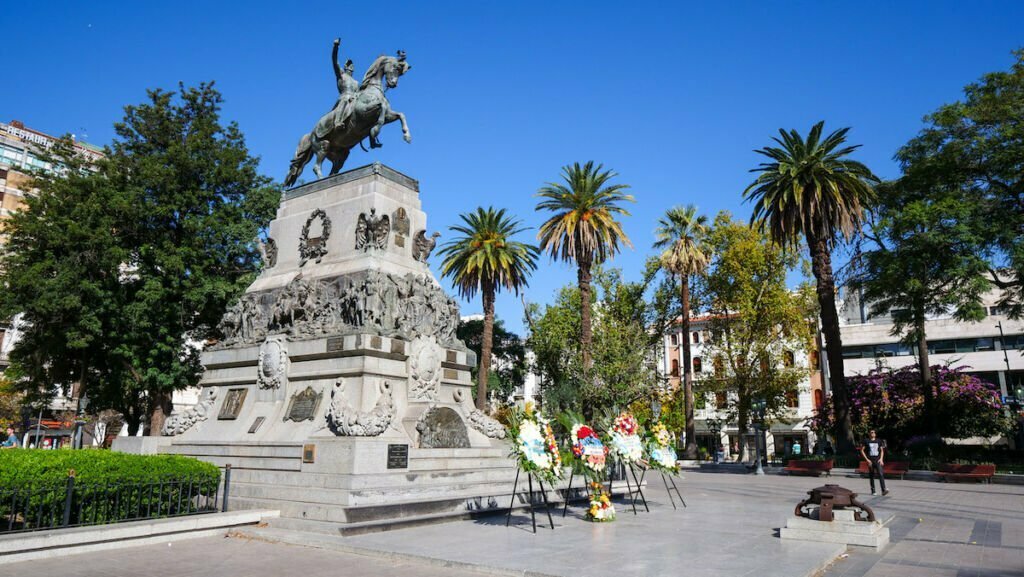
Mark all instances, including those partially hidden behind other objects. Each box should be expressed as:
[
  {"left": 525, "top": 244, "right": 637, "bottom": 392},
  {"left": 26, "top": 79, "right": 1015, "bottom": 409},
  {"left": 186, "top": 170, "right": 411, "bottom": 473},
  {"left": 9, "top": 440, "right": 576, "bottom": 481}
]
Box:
[
  {"left": 299, "top": 209, "right": 331, "bottom": 266},
  {"left": 323, "top": 379, "right": 394, "bottom": 436},
  {"left": 214, "top": 271, "right": 461, "bottom": 349},
  {"left": 161, "top": 388, "right": 218, "bottom": 436},
  {"left": 408, "top": 335, "right": 443, "bottom": 401},
  {"left": 466, "top": 408, "right": 507, "bottom": 439},
  {"left": 356, "top": 208, "right": 389, "bottom": 251},
  {"left": 256, "top": 337, "right": 288, "bottom": 390}
]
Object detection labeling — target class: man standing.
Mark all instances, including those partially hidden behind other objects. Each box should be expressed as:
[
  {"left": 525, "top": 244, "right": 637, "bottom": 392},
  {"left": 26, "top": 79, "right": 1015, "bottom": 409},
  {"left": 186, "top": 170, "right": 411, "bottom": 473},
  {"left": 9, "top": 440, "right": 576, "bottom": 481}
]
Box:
[
  {"left": 859, "top": 430, "right": 889, "bottom": 496},
  {"left": 2, "top": 426, "right": 19, "bottom": 449}
]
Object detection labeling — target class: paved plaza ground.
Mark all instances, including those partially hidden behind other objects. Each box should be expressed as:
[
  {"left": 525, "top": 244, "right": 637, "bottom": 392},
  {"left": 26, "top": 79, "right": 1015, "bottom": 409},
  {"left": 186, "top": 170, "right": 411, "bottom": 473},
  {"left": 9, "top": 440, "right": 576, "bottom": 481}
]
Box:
[{"left": 3, "top": 469, "right": 1021, "bottom": 577}]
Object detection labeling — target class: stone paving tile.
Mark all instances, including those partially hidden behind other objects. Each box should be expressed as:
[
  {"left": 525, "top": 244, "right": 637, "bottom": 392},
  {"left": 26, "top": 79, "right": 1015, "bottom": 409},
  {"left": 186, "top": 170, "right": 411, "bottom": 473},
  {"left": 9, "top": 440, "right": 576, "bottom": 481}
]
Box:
[{"left": 0, "top": 536, "right": 493, "bottom": 577}]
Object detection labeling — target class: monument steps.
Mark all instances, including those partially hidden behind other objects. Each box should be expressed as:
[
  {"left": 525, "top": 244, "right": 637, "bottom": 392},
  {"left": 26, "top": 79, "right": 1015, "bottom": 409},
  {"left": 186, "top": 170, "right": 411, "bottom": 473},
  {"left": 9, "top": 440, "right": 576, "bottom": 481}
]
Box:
[
  {"left": 182, "top": 454, "right": 304, "bottom": 472},
  {"left": 226, "top": 465, "right": 516, "bottom": 490},
  {"left": 228, "top": 478, "right": 517, "bottom": 507},
  {"left": 162, "top": 442, "right": 304, "bottom": 459}
]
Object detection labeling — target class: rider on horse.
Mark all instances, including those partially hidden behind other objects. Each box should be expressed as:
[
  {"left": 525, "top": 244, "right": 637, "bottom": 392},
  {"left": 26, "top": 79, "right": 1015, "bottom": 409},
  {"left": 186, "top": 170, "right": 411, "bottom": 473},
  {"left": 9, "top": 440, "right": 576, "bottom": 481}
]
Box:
[{"left": 324, "top": 39, "right": 359, "bottom": 139}]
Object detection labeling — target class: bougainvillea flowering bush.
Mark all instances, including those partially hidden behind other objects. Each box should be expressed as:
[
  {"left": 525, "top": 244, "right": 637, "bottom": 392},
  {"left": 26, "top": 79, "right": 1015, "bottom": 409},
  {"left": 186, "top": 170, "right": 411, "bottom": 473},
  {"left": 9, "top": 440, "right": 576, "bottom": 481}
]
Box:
[{"left": 810, "top": 365, "right": 1011, "bottom": 444}]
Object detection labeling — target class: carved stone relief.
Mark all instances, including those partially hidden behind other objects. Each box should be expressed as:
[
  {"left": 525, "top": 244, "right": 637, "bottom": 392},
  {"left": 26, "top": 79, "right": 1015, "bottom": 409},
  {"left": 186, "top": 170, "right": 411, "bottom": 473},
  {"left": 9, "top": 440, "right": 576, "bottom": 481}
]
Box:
[
  {"left": 161, "top": 388, "right": 218, "bottom": 436},
  {"left": 356, "top": 208, "right": 389, "bottom": 251},
  {"left": 408, "top": 335, "right": 443, "bottom": 401},
  {"left": 213, "top": 271, "right": 461, "bottom": 349},
  {"left": 257, "top": 336, "right": 288, "bottom": 390},
  {"left": 412, "top": 230, "right": 440, "bottom": 263},
  {"left": 257, "top": 236, "right": 278, "bottom": 269},
  {"left": 299, "top": 209, "right": 331, "bottom": 266},
  {"left": 392, "top": 207, "right": 410, "bottom": 236},
  {"left": 466, "top": 408, "right": 507, "bottom": 439},
  {"left": 323, "top": 379, "right": 395, "bottom": 436},
  {"left": 415, "top": 406, "right": 470, "bottom": 448}
]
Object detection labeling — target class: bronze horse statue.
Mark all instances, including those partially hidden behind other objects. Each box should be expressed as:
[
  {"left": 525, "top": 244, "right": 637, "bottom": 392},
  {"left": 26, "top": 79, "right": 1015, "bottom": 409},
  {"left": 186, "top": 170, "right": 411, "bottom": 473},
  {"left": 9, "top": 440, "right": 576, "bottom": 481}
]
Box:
[{"left": 284, "top": 50, "right": 411, "bottom": 187}]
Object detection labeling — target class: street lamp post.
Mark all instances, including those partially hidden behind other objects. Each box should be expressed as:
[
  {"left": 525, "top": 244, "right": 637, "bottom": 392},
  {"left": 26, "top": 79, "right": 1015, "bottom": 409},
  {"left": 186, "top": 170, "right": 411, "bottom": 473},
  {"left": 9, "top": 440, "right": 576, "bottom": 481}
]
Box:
[{"left": 752, "top": 398, "right": 766, "bottom": 476}]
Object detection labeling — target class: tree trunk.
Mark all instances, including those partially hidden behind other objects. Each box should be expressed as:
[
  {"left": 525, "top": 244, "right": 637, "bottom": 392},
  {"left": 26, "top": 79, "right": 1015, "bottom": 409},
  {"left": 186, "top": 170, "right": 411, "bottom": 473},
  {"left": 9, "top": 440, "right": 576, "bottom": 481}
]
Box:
[
  {"left": 578, "top": 260, "right": 594, "bottom": 370},
  {"left": 681, "top": 276, "right": 698, "bottom": 459},
  {"left": 125, "top": 413, "right": 142, "bottom": 437},
  {"left": 477, "top": 286, "right": 496, "bottom": 411},
  {"left": 915, "top": 313, "right": 937, "bottom": 435},
  {"left": 808, "top": 231, "right": 855, "bottom": 452},
  {"left": 146, "top": 390, "right": 172, "bottom": 436},
  {"left": 737, "top": 384, "right": 749, "bottom": 463}
]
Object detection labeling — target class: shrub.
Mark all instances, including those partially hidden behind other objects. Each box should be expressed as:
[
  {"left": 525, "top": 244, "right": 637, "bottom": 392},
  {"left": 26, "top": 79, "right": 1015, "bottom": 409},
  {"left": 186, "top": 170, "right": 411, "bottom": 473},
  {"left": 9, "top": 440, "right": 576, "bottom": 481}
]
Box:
[{"left": 0, "top": 450, "right": 219, "bottom": 531}]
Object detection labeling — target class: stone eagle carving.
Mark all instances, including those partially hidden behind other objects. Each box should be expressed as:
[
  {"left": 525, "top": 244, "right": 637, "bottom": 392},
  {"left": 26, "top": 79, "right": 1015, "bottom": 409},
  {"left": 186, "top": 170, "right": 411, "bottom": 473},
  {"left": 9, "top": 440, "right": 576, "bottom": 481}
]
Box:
[{"left": 412, "top": 230, "right": 440, "bottom": 262}]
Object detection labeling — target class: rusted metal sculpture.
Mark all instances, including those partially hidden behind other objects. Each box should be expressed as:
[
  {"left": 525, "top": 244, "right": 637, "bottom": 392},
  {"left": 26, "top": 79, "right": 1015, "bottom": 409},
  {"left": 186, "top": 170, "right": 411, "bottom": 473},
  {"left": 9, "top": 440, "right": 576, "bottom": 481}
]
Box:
[{"left": 794, "top": 484, "right": 875, "bottom": 522}]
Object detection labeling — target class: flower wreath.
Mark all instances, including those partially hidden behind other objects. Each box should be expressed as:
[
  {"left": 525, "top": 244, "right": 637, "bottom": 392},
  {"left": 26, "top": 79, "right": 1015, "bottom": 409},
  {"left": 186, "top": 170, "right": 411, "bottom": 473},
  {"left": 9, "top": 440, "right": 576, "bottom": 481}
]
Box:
[
  {"left": 607, "top": 411, "right": 644, "bottom": 464},
  {"left": 507, "top": 404, "right": 563, "bottom": 484},
  {"left": 570, "top": 423, "right": 609, "bottom": 476},
  {"left": 644, "top": 422, "right": 680, "bottom": 473}
]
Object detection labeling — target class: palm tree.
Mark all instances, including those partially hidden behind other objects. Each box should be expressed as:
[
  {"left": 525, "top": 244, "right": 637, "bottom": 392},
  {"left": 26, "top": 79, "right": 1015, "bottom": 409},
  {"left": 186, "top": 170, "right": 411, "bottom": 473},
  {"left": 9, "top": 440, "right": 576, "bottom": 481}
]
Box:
[
  {"left": 744, "top": 121, "right": 878, "bottom": 452},
  {"left": 536, "top": 161, "right": 634, "bottom": 369},
  {"left": 654, "top": 205, "right": 709, "bottom": 460},
  {"left": 439, "top": 207, "right": 539, "bottom": 410}
]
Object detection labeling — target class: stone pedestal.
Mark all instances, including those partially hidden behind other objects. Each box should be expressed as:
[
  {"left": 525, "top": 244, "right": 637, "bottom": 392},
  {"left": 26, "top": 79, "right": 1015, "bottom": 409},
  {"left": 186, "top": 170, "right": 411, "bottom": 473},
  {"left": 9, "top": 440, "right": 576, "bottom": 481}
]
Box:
[
  {"left": 780, "top": 509, "right": 892, "bottom": 549},
  {"left": 120, "top": 164, "right": 516, "bottom": 532}
]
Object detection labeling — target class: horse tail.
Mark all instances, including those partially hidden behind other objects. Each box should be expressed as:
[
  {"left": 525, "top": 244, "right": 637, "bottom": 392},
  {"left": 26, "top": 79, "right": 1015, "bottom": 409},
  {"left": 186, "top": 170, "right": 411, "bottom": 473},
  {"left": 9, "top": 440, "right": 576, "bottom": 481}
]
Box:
[
  {"left": 284, "top": 133, "right": 313, "bottom": 187},
  {"left": 359, "top": 139, "right": 369, "bottom": 152}
]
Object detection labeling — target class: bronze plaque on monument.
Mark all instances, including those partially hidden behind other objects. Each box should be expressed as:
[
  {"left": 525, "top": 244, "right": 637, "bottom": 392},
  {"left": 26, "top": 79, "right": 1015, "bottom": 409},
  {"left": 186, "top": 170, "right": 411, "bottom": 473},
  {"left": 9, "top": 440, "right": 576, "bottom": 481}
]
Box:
[
  {"left": 387, "top": 444, "right": 409, "bottom": 469},
  {"left": 248, "top": 416, "right": 265, "bottom": 434},
  {"left": 284, "top": 386, "right": 322, "bottom": 422},
  {"left": 218, "top": 388, "right": 248, "bottom": 420},
  {"left": 326, "top": 336, "right": 345, "bottom": 352},
  {"left": 417, "top": 407, "right": 470, "bottom": 448}
]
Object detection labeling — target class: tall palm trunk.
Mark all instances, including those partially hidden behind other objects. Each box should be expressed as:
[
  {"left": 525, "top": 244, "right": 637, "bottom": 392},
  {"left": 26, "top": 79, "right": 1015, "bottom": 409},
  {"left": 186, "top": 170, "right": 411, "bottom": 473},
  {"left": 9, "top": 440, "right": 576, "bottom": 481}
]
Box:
[
  {"left": 808, "top": 231, "right": 855, "bottom": 452},
  {"left": 478, "top": 286, "right": 496, "bottom": 411},
  {"left": 578, "top": 259, "right": 594, "bottom": 370},
  {"left": 681, "top": 276, "right": 698, "bottom": 459}
]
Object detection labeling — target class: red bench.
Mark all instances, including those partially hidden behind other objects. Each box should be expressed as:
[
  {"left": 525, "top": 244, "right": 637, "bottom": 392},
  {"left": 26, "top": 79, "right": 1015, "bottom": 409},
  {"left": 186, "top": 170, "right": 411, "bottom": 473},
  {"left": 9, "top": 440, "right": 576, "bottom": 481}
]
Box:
[
  {"left": 856, "top": 461, "right": 910, "bottom": 480},
  {"left": 935, "top": 464, "right": 996, "bottom": 483},
  {"left": 783, "top": 459, "right": 833, "bottom": 477}
]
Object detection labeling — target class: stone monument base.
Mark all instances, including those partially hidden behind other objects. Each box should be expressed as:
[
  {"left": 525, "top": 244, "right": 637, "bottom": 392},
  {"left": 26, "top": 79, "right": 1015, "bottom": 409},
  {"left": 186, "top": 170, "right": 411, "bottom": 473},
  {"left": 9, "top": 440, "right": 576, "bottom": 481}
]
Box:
[{"left": 780, "top": 508, "right": 892, "bottom": 549}]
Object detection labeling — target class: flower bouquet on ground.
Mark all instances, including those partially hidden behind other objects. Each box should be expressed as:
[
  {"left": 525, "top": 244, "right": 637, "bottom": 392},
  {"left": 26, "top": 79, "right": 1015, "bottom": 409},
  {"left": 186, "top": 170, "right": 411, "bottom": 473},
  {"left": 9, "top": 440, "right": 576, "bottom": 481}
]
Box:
[
  {"left": 506, "top": 403, "right": 563, "bottom": 485},
  {"left": 586, "top": 482, "right": 616, "bottom": 522},
  {"left": 607, "top": 411, "right": 644, "bottom": 464},
  {"left": 644, "top": 422, "right": 680, "bottom": 474}
]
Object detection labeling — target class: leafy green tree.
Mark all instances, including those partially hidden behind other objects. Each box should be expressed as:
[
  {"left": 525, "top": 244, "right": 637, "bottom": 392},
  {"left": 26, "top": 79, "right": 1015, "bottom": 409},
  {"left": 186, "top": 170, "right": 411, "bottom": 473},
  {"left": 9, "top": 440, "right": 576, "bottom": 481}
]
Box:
[
  {"left": 439, "top": 207, "right": 538, "bottom": 410},
  {"left": 525, "top": 268, "right": 657, "bottom": 419},
  {"left": 653, "top": 204, "right": 709, "bottom": 459},
  {"left": 853, "top": 182, "right": 990, "bottom": 432},
  {"left": 0, "top": 83, "right": 279, "bottom": 434},
  {"left": 744, "top": 121, "right": 879, "bottom": 451},
  {"left": 895, "top": 50, "right": 1024, "bottom": 317},
  {"left": 694, "top": 213, "right": 812, "bottom": 458},
  {"left": 536, "top": 162, "right": 634, "bottom": 370},
  {"left": 456, "top": 317, "right": 527, "bottom": 405}
]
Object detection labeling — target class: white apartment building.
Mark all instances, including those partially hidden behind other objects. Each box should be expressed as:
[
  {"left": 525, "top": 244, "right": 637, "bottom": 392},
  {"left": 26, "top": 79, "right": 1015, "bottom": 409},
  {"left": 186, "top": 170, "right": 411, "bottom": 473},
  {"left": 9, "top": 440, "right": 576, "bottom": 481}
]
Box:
[
  {"left": 658, "top": 315, "right": 825, "bottom": 461},
  {"left": 837, "top": 287, "right": 1024, "bottom": 399}
]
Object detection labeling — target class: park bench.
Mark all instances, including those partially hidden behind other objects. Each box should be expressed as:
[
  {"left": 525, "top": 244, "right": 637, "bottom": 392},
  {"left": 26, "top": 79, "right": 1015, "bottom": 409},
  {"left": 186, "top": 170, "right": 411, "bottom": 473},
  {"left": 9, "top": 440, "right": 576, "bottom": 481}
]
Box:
[
  {"left": 783, "top": 459, "right": 833, "bottom": 477},
  {"left": 935, "top": 463, "right": 996, "bottom": 483},
  {"left": 856, "top": 460, "right": 910, "bottom": 480}
]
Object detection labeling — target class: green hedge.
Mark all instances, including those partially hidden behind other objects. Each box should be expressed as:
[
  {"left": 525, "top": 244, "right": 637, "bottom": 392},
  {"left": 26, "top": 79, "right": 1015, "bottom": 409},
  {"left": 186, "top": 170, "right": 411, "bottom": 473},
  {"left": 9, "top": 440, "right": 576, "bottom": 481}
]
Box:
[{"left": 0, "top": 450, "right": 220, "bottom": 531}]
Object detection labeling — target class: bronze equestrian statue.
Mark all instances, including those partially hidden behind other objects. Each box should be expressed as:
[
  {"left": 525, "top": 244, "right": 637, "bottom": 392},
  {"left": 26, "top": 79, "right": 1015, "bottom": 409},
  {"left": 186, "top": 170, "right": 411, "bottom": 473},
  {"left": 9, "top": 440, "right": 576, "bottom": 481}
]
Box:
[{"left": 284, "top": 39, "right": 412, "bottom": 187}]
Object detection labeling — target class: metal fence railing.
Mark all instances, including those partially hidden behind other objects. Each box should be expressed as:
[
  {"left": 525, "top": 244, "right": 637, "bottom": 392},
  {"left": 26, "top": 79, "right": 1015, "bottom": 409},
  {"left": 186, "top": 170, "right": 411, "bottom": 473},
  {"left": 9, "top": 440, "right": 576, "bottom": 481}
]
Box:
[{"left": 0, "top": 464, "right": 231, "bottom": 534}]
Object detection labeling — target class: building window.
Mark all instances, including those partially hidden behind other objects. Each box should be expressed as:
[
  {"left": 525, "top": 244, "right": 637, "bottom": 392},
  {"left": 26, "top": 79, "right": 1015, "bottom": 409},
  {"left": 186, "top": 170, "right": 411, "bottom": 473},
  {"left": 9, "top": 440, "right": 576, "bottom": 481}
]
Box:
[
  {"left": 785, "top": 390, "right": 799, "bottom": 408},
  {"left": 715, "top": 392, "right": 727, "bottom": 409},
  {"left": 783, "top": 350, "right": 795, "bottom": 368},
  {"left": 809, "top": 350, "right": 820, "bottom": 370},
  {"left": 693, "top": 357, "right": 702, "bottom": 373},
  {"left": 671, "top": 359, "right": 679, "bottom": 377},
  {"left": 814, "top": 389, "right": 824, "bottom": 410},
  {"left": 692, "top": 331, "right": 700, "bottom": 344},
  {"left": 713, "top": 356, "right": 724, "bottom": 374},
  {"left": 670, "top": 333, "right": 678, "bottom": 346}
]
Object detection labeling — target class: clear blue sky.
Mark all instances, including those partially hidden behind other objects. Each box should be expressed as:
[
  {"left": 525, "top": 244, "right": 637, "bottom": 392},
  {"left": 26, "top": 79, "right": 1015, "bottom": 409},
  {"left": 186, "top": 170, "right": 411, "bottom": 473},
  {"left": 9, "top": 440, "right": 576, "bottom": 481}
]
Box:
[{"left": 3, "top": 1, "right": 1022, "bottom": 335}]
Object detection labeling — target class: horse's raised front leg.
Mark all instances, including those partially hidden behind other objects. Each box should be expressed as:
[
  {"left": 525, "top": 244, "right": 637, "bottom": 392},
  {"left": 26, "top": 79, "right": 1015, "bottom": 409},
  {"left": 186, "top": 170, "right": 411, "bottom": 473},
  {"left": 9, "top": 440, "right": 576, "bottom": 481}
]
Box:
[{"left": 385, "top": 110, "right": 412, "bottom": 143}]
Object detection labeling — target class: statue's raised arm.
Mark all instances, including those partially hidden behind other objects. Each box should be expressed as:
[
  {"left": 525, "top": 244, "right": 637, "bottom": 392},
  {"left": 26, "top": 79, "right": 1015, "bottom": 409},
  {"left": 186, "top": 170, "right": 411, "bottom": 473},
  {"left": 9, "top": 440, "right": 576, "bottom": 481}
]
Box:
[{"left": 332, "top": 38, "right": 342, "bottom": 81}]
